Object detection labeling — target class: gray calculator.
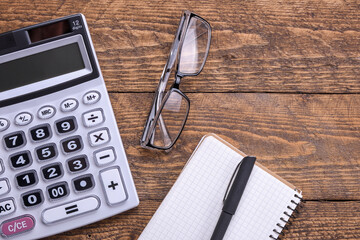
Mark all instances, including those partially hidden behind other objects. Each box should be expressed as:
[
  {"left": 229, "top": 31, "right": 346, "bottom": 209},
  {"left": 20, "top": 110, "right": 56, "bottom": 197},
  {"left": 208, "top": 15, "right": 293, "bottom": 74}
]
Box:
[{"left": 0, "top": 14, "right": 139, "bottom": 239}]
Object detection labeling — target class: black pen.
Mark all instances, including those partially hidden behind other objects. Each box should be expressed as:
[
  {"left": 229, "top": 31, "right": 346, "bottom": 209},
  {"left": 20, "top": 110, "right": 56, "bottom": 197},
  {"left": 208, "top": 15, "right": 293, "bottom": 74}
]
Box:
[{"left": 210, "top": 156, "right": 256, "bottom": 240}]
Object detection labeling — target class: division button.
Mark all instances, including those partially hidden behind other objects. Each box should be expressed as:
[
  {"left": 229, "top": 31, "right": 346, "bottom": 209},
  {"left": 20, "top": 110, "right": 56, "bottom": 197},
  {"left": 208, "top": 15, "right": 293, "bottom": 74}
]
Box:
[
  {"left": 0, "top": 118, "right": 10, "bottom": 132},
  {"left": 0, "top": 198, "right": 15, "bottom": 217},
  {"left": 83, "top": 91, "right": 101, "bottom": 105},
  {"left": 94, "top": 147, "right": 116, "bottom": 166},
  {"left": 1, "top": 215, "right": 35, "bottom": 237},
  {"left": 100, "top": 167, "right": 127, "bottom": 205},
  {"left": 38, "top": 106, "right": 56, "bottom": 119},
  {"left": 88, "top": 128, "right": 110, "bottom": 147},
  {"left": 14, "top": 112, "right": 33, "bottom": 126},
  {"left": 72, "top": 174, "right": 94, "bottom": 192},
  {"left": 0, "top": 179, "right": 10, "bottom": 196},
  {"left": 82, "top": 109, "right": 105, "bottom": 128},
  {"left": 42, "top": 196, "right": 100, "bottom": 224},
  {"left": 60, "top": 98, "right": 78, "bottom": 112}
]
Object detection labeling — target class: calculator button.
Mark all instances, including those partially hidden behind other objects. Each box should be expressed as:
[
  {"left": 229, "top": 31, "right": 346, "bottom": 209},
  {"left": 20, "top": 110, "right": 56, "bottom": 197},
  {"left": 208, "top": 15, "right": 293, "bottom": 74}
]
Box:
[
  {"left": 35, "top": 143, "right": 57, "bottom": 161},
  {"left": 100, "top": 167, "right": 127, "bottom": 205},
  {"left": 66, "top": 155, "right": 89, "bottom": 173},
  {"left": 9, "top": 151, "right": 32, "bottom": 169},
  {"left": 41, "top": 163, "right": 63, "bottom": 181},
  {"left": 94, "top": 147, "right": 116, "bottom": 166},
  {"left": 0, "top": 198, "right": 15, "bottom": 217},
  {"left": 60, "top": 98, "right": 78, "bottom": 112},
  {"left": 88, "top": 128, "right": 110, "bottom": 147},
  {"left": 29, "top": 124, "right": 52, "bottom": 142},
  {"left": 0, "top": 179, "right": 10, "bottom": 196},
  {"left": 0, "top": 159, "right": 4, "bottom": 174},
  {"left": 55, "top": 117, "right": 77, "bottom": 135},
  {"left": 72, "top": 174, "right": 94, "bottom": 192},
  {"left": 82, "top": 109, "right": 105, "bottom": 128},
  {"left": 0, "top": 118, "right": 10, "bottom": 132},
  {"left": 83, "top": 91, "right": 101, "bottom": 105},
  {"left": 21, "top": 189, "right": 43, "bottom": 208},
  {"left": 47, "top": 182, "right": 69, "bottom": 200},
  {"left": 14, "top": 112, "right": 33, "bottom": 126},
  {"left": 15, "top": 170, "right": 38, "bottom": 188},
  {"left": 1, "top": 215, "right": 35, "bottom": 237},
  {"left": 61, "top": 136, "right": 83, "bottom": 154},
  {"left": 42, "top": 196, "right": 100, "bottom": 224},
  {"left": 38, "top": 105, "right": 56, "bottom": 119},
  {"left": 3, "top": 131, "right": 26, "bottom": 150}
]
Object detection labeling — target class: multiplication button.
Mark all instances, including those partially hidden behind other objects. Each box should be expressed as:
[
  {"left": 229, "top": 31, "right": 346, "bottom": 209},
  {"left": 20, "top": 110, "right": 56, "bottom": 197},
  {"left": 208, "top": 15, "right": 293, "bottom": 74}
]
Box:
[
  {"left": 42, "top": 196, "right": 100, "bottom": 224},
  {"left": 100, "top": 167, "right": 127, "bottom": 205},
  {"left": 88, "top": 128, "right": 110, "bottom": 147}
]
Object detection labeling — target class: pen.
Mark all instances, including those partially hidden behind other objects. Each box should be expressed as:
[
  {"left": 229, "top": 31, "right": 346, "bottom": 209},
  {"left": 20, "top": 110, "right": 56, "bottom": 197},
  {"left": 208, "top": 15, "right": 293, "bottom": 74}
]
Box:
[{"left": 210, "top": 156, "right": 256, "bottom": 240}]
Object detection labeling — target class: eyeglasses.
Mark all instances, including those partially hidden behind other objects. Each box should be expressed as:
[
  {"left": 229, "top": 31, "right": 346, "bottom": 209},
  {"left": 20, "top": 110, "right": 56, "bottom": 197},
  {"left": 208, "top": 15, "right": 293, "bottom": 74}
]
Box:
[{"left": 140, "top": 10, "right": 211, "bottom": 150}]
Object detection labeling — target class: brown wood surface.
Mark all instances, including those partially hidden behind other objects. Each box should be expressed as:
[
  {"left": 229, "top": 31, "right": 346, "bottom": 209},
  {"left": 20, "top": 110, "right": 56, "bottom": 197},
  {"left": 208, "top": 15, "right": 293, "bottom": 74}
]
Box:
[{"left": 1, "top": 0, "right": 359, "bottom": 239}]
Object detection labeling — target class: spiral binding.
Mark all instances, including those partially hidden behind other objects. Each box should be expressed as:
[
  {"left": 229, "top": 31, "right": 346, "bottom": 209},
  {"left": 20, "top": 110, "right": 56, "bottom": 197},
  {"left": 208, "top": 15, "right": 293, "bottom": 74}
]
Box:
[{"left": 269, "top": 193, "right": 304, "bottom": 240}]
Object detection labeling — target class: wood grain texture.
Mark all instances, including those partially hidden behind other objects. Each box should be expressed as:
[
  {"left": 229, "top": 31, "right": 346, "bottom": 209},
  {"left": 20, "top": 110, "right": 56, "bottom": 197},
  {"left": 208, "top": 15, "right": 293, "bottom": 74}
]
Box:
[{"left": 0, "top": 0, "right": 359, "bottom": 93}]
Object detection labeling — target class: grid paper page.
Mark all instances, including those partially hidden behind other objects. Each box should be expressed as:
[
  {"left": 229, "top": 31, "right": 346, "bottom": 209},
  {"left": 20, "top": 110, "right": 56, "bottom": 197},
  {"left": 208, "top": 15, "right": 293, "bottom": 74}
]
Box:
[{"left": 139, "top": 135, "right": 302, "bottom": 240}]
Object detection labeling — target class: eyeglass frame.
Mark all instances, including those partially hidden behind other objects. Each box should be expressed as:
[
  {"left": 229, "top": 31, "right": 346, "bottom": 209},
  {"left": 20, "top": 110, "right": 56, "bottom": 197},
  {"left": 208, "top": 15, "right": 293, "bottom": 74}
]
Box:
[{"left": 140, "top": 10, "right": 212, "bottom": 150}]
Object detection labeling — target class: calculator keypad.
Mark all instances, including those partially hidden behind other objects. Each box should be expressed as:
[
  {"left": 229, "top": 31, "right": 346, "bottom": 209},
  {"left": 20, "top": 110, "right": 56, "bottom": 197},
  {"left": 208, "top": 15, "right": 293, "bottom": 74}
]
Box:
[
  {"left": 29, "top": 124, "right": 52, "bottom": 142},
  {"left": 4, "top": 131, "right": 26, "bottom": 149},
  {"left": 0, "top": 89, "right": 136, "bottom": 239}
]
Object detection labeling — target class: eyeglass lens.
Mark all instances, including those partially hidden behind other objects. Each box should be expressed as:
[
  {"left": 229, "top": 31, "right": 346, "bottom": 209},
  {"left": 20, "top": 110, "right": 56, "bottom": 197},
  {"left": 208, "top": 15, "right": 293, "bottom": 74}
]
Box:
[
  {"left": 151, "top": 91, "right": 189, "bottom": 148},
  {"left": 178, "top": 16, "right": 210, "bottom": 74}
]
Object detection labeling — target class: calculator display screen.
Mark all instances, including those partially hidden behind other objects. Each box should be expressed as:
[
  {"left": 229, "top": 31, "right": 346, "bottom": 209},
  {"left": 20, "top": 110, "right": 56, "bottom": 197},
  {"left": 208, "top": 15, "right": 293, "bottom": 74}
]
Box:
[{"left": 0, "top": 43, "right": 85, "bottom": 92}]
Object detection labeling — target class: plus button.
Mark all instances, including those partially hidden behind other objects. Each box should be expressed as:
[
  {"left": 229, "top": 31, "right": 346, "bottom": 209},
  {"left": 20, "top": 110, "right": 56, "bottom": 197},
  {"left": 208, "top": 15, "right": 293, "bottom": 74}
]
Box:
[{"left": 107, "top": 181, "right": 119, "bottom": 190}]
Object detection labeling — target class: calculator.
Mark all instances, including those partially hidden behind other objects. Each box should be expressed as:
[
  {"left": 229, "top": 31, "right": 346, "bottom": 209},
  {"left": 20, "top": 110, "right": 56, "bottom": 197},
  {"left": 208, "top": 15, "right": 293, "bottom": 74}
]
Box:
[{"left": 0, "top": 14, "right": 139, "bottom": 239}]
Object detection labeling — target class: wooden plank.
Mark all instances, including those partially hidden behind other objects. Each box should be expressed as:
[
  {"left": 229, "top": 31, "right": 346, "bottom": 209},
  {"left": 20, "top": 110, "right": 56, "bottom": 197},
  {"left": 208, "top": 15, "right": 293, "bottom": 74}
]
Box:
[
  {"left": 106, "top": 92, "right": 360, "bottom": 200},
  {"left": 43, "top": 201, "right": 360, "bottom": 240},
  {"left": 0, "top": 0, "right": 359, "bottom": 93}
]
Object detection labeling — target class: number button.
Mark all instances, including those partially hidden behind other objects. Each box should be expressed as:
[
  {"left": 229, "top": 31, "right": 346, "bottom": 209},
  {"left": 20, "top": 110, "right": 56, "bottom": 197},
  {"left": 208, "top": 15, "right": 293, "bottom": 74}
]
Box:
[
  {"left": 61, "top": 136, "right": 83, "bottom": 154},
  {"left": 15, "top": 170, "right": 38, "bottom": 188},
  {"left": 9, "top": 151, "right": 32, "bottom": 169},
  {"left": 55, "top": 117, "right": 77, "bottom": 135},
  {"left": 29, "top": 124, "right": 51, "bottom": 142},
  {"left": 72, "top": 174, "right": 94, "bottom": 192},
  {"left": 41, "top": 163, "right": 63, "bottom": 181},
  {"left": 21, "top": 190, "right": 43, "bottom": 208},
  {"left": 67, "top": 155, "right": 88, "bottom": 173},
  {"left": 35, "top": 143, "right": 57, "bottom": 161},
  {"left": 47, "top": 182, "right": 69, "bottom": 200},
  {"left": 3, "top": 131, "right": 26, "bottom": 150}
]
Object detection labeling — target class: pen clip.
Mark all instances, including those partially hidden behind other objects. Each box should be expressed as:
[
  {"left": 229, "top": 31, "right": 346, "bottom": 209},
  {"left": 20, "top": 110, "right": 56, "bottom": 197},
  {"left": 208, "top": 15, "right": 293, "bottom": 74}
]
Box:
[{"left": 223, "top": 160, "right": 243, "bottom": 203}]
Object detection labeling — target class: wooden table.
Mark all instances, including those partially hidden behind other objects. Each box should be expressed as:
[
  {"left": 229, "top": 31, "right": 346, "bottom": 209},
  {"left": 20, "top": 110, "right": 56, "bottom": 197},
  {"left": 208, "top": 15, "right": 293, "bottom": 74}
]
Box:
[{"left": 1, "top": 0, "right": 359, "bottom": 239}]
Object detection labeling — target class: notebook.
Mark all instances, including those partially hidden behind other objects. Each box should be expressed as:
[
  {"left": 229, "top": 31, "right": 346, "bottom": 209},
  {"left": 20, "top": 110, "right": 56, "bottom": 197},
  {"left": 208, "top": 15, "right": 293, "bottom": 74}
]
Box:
[{"left": 139, "top": 133, "right": 303, "bottom": 240}]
